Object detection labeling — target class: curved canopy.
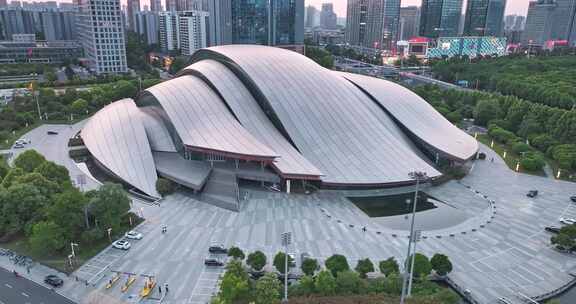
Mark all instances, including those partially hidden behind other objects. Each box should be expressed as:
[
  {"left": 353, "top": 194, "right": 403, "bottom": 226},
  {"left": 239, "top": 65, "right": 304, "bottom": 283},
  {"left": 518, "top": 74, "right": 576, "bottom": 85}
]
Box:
[{"left": 82, "top": 99, "right": 160, "bottom": 198}]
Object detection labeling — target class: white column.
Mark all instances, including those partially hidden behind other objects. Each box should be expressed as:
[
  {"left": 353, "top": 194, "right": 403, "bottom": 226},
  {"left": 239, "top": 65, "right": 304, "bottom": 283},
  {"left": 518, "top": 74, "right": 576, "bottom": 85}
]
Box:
[{"left": 286, "top": 179, "right": 291, "bottom": 194}]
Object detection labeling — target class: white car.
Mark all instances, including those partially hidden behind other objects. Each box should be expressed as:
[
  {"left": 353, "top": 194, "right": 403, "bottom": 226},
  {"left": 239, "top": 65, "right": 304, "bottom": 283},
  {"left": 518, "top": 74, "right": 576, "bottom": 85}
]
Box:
[
  {"left": 125, "top": 231, "right": 143, "bottom": 240},
  {"left": 112, "top": 240, "right": 131, "bottom": 250},
  {"left": 559, "top": 217, "right": 576, "bottom": 225}
]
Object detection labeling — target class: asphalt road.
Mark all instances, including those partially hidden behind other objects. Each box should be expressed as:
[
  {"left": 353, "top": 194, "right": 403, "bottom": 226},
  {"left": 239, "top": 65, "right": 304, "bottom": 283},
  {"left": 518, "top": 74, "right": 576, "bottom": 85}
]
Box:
[{"left": 0, "top": 268, "right": 76, "bottom": 304}]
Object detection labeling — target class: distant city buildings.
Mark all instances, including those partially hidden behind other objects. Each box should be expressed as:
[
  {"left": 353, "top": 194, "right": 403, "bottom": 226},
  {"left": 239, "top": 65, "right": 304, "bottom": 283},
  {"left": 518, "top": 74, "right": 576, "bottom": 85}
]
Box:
[
  {"left": 0, "top": 6, "right": 76, "bottom": 41},
  {"left": 135, "top": 11, "right": 159, "bottom": 45},
  {"left": 463, "top": 0, "right": 506, "bottom": 36},
  {"left": 0, "top": 35, "right": 82, "bottom": 63},
  {"left": 346, "top": 0, "right": 401, "bottom": 51},
  {"left": 419, "top": 0, "right": 463, "bottom": 38},
  {"left": 399, "top": 6, "right": 420, "bottom": 40},
  {"left": 178, "top": 10, "right": 209, "bottom": 55},
  {"left": 523, "top": 0, "right": 576, "bottom": 46},
  {"left": 305, "top": 5, "right": 317, "bottom": 28},
  {"left": 74, "top": 0, "right": 127, "bottom": 74},
  {"left": 127, "top": 0, "right": 140, "bottom": 31},
  {"left": 320, "top": 3, "right": 337, "bottom": 29},
  {"left": 158, "top": 11, "right": 179, "bottom": 51}
]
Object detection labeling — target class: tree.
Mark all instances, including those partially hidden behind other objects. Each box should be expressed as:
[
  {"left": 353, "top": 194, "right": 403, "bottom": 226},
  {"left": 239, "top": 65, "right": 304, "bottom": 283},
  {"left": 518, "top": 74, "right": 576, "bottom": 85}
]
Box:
[
  {"left": 16, "top": 172, "right": 60, "bottom": 197},
  {"left": 407, "top": 253, "right": 432, "bottom": 279},
  {"left": 111, "top": 80, "right": 138, "bottom": 100},
  {"left": 1, "top": 167, "right": 24, "bottom": 188},
  {"left": 46, "top": 188, "right": 87, "bottom": 240},
  {"left": 552, "top": 233, "right": 575, "bottom": 251},
  {"left": 254, "top": 272, "right": 281, "bottom": 304},
  {"left": 29, "top": 221, "right": 66, "bottom": 255},
  {"left": 314, "top": 270, "right": 336, "bottom": 296},
  {"left": 473, "top": 99, "right": 501, "bottom": 126},
  {"left": 379, "top": 257, "right": 400, "bottom": 276},
  {"left": 169, "top": 56, "right": 188, "bottom": 75},
  {"left": 301, "top": 258, "right": 319, "bottom": 276},
  {"left": 246, "top": 251, "right": 266, "bottom": 271},
  {"left": 354, "top": 258, "right": 375, "bottom": 278},
  {"left": 325, "top": 254, "right": 349, "bottom": 277},
  {"left": 218, "top": 263, "right": 250, "bottom": 304},
  {"left": 433, "top": 288, "right": 460, "bottom": 304},
  {"left": 430, "top": 253, "right": 453, "bottom": 276},
  {"left": 1, "top": 183, "right": 46, "bottom": 233},
  {"left": 227, "top": 246, "right": 245, "bottom": 260},
  {"left": 70, "top": 98, "right": 89, "bottom": 114},
  {"left": 520, "top": 153, "right": 545, "bottom": 172},
  {"left": 13, "top": 149, "right": 46, "bottom": 172},
  {"left": 273, "top": 251, "right": 294, "bottom": 274},
  {"left": 34, "top": 161, "right": 71, "bottom": 186},
  {"left": 335, "top": 270, "right": 362, "bottom": 295},
  {"left": 89, "top": 183, "right": 131, "bottom": 232},
  {"left": 156, "top": 178, "right": 175, "bottom": 196},
  {"left": 294, "top": 275, "right": 315, "bottom": 296}
]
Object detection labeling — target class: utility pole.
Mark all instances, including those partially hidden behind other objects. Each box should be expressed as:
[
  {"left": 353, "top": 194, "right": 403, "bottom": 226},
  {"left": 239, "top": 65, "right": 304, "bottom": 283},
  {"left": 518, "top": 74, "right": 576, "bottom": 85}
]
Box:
[
  {"left": 400, "top": 171, "right": 428, "bottom": 304},
  {"left": 407, "top": 230, "right": 421, "bottom": 296},
  {"left": 281, "top": 232, "right": 291, "bottom": 302}
]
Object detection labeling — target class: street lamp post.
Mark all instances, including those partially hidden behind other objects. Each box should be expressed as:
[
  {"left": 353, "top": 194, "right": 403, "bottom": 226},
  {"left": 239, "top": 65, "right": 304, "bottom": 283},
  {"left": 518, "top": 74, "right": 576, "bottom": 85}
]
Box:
[
  {"left": 407, "top": 230, "right": 422, "bottom": 296},
  {"left": 400, "top": 171, "right": 428, "bottom": 304},
  {"left": 281, "top": 232, "right": 292, "bottom": 302},
  {"left": 107, "top": 228, "right": 112, "bottom": 242}
]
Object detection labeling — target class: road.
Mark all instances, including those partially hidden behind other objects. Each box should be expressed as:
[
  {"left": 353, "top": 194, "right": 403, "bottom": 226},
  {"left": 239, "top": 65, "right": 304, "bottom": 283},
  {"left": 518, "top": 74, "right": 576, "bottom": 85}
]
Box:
[{"left": 0, "top": 268, "right": 76, "bottom": 304}]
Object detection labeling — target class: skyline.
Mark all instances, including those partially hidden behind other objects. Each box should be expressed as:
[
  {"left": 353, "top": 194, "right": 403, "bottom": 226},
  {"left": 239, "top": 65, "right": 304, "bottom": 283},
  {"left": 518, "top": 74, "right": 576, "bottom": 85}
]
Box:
[{"left": 306, "top": 0, "right": 531, "bottom": 17}]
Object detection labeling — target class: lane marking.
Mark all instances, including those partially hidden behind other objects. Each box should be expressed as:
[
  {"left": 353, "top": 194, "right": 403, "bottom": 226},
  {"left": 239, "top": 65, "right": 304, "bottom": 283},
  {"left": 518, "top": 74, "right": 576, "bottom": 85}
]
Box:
[
  {"left": 21, "top": 292, "right": 29, "bottom": 297},
  {"left": 4, "top": 284, "right": 12, "bottom": 288}
]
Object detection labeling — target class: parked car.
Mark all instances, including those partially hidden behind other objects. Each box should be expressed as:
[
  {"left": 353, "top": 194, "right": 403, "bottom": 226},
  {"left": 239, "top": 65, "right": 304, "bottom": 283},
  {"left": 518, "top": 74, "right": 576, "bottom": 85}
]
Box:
[
  {"left": 571, "top": 196, "right": 576, "bottom": 203},
  {"left": 13, "top": 143, "right": 24, "bottom": 149},
  {"left": 47, "top": 131, "right": 59, "bottom": 135},
  {"left": 208, "top": 244, "right": 227, "bottom": 254},
  {"left": 44, "top": 275, "right": 63, "bottom": 287},
  {"left": 124, "top": 231, "right": 143, "bottom": 240},
  {"left": 559, "top": 217, "right": 576, "bottom": 225},
  {"left": 527, "top": 190, "right": 538, "bottom": 198},
  {"left": 112, "top": 240, "right": 131, "bottom": 250},
  {"left": 545, "top": 226, "right": 561, "bottom": 234},
  {"left": 204, "top": 258, "right": 224, "bottom": 266}
]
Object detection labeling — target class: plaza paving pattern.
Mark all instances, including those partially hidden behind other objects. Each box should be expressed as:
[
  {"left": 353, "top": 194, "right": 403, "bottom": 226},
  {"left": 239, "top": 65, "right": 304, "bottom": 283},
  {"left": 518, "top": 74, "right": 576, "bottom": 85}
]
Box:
[{"left": 5, "top": 123, "right": 576, "bottom": 304}]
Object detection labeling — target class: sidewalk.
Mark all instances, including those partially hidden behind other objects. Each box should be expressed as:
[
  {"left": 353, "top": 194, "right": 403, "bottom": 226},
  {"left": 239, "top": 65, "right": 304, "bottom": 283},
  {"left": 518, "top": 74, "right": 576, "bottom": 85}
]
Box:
[{"left": 0, "top": 248, "right": 96, "bottom": 303}]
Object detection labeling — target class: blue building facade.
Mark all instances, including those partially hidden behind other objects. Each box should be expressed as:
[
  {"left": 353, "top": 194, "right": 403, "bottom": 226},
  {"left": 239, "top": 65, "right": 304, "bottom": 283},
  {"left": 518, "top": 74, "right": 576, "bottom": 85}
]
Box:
[{"left": 426, "top": 36, "right": 507, "bottom": 58}]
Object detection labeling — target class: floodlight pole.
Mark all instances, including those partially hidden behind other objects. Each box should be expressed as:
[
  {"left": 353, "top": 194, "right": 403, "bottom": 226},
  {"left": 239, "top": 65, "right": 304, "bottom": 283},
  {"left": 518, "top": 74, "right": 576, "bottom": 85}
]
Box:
[
  {"left": 281, "top": 232, "right": 291, "bottom": 302},
  {"left": 400, "top": 171, "right": 428, "bottom": 304}
]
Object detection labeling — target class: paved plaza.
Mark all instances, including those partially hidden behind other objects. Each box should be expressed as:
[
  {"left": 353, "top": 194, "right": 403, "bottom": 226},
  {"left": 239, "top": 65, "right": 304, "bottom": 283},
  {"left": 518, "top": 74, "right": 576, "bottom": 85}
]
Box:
[{"left": 3, "top": 123, "right": 576, "bottom": 304}]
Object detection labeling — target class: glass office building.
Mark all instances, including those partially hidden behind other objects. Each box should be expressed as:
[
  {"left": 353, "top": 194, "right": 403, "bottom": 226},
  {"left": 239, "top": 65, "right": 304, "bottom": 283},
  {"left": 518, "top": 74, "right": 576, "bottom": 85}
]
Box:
[
  {"left": 420, "top": 0, "right": 463, "bottom": 38},
  {"left": 231, "top": 0, "right": 269, "bottom": 44},
  {"left": 463, "top": 0, "right": 506, "bottom": 36}
]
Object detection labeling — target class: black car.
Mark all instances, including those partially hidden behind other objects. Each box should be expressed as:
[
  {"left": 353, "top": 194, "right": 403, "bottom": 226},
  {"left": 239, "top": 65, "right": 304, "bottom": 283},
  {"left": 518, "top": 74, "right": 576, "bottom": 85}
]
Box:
[
  {"left": 204, "top": 258, "right": 224, "bottom": 266},
  {"left": 527, "top": 190, "right": 538, "bottom": 198},
  {"left": 44, "top": 275, "right": 63, "bottom": 287},
  {"left": 545, "top": 226, "right": 561, "bottom": 234},
  {"left": 208, "top": 245, "right": 227, "bottom": 254},
  {"left": 571, "top": 196, "right": 576, "bottom": 203},
  {"left": 47, "top": 131, "right": 59, "bottom": 135}
]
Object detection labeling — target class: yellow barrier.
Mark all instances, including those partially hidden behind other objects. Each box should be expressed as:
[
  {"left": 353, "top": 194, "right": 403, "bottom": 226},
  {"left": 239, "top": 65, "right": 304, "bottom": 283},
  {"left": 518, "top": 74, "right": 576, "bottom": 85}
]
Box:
[
  {"left": 121, "top": 276, "right": 136, "bottom": 293},
  {"left": 140, "top": 280, "right": 156, "bottom": 298},
  {"left": 105, "top": 274, "right": 121, "bottom": 289}
]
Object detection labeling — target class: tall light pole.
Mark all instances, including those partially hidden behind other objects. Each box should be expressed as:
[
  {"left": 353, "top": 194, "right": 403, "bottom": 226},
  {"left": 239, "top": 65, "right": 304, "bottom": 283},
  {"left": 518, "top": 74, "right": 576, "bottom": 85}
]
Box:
[
  {"left": 407, "top": 229, "right": 421, "bottom": 296},
  {"left": 400, "top": 171, "right": 429, "bottom": 304},
  {"left": 281, "top": 232, "right": 291, "bottom": 303}
]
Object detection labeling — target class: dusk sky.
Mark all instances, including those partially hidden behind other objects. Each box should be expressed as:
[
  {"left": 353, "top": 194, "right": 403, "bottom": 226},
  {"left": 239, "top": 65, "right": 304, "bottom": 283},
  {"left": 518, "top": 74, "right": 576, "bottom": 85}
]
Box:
[{"left": 307, "top": 0, "right": 531, "bottom": 17}]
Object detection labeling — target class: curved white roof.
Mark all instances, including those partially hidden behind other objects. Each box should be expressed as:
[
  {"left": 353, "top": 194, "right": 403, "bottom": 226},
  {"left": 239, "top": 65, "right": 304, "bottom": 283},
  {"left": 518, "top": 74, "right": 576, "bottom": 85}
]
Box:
[
  {"left": 145, "top": 75, "right": 278, "bottom": 160},
  {"left": 82, "top": 99, "right": 160, "bottom": 198},
  {"left": 140, "top": 108, "right": 177, "bottom": 153},
  {"left": 190, "top": 45, "right": 440, "bottom": 185},
  {"left": 181, "top": 59, "right": 323, "bottom": 179},
  {"left": 339, "top": 72, "right": 478, "bottom": 160}
]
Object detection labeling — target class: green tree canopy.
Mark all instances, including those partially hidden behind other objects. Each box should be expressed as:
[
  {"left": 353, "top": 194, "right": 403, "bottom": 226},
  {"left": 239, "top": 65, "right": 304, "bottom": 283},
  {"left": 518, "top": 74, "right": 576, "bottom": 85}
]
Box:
[
  {"left": 325, "top": 254, "right": 350, "bottom": 277},
  {"left": 246, "top": 250, "right": 267, "bottom": 271},
  {"left": 227, "top": 246, "right": 245, "bottom": 260},
  {"left": 29, "top": 221, "right": 66, "bottom": 255},
  {"left": 1, "top": 183, "right": 46, "bottom": 233},
  {"left": 218, "top": 261, "right": 250, "bottom": 304},
  {"left": 335, "top": 270, "right": 362, "bottom": 295},
  {"left": 430, "top": 253, "right": 453, "bottom": 276},
  {"left": 34, "top": 161, "right": 71, "bottom": 186},
  {"left": 13, "top": 149, "right": 46, "bottom": 172},
  {"left": 254, "top": 272, "right": 281, "bottom": 304},
  {"left": 70, "top": 98, "right": 89, "bottom": 114},
  {"left": 301, "top": 257, "right": 319, "bottom": 276},
  {"left": 379, "top": 257, "right": 400, "bottom": 276},
  {"left": 474, "top": 99, "right": 501, "bottom": 126},
  {"left": 156, "top": 178, "right": 175, "bottom": 196},
  {"left": 355, "top": 258, "right": 375, "bottom": 278},
  {"left": 89, "top": 183, "right": 131, "bottom": 232},
  {"left": 273, "top": 251, "right": 294, "bottom": 274},
  {"left": 407, "top": 253, "right": 432, "bottom": 279},
  {"left": 16, "top": 172, "right": 60, "bottom": 198},
  {"left": 46, "top": 188, "right": 87, "bottom": 240},
  {"left": 314, "top": 270, "right": 337, "bottom": 296},
  {"left": 1, "top": 167, "right": 24, "bottom": 188}
]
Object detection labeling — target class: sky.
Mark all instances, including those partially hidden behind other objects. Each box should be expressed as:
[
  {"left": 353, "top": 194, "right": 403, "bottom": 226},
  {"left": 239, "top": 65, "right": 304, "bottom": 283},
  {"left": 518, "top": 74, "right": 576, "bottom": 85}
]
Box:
[{"left": 306, "top": 0, "right": 531, "bottom": 17}]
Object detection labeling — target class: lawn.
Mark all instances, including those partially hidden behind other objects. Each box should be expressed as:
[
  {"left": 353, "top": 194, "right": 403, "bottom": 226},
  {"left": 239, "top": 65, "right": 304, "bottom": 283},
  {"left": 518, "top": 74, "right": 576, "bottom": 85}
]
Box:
[
  {"left": 348, "top": 192, "right": 436, "bottom": 217},
  {"left": 1, "top": 212, "right": 143, "bottom": 274},
  {"left": 476, "top": 134, "right": 546, "bottom": 176}
]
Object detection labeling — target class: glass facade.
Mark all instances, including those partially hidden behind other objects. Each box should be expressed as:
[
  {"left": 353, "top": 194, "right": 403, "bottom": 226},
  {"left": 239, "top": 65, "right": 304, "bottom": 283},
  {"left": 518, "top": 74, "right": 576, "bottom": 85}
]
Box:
[
  {"left": 420, "top": 0, "right": 463, "bottom": 38},
  {"left": 427, "top": 36, "right": 507, "bottom": 58},
  {"left": 272, "top": 0, "right": 297, "bottom": 44},
  {"left": 231, "top": 0, "right": 270, "bottom": 45},
  {"left": 464, "top": 0, "right": 505, "bottom": 36}
]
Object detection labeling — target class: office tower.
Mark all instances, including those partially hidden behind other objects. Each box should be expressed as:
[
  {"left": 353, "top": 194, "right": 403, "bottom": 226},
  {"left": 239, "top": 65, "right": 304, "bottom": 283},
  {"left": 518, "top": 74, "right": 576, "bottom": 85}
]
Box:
[
  {"left": 178, "top": 10, "right": 209, "bottom": 55},
  {"left": 127, "top": 0, "right": 140, "bottom": 31},
  {"left": 551, "top": 0, "right": 576, "bottom": 43},
  {"left": 419, "top": 0, "right": 463, "bottom": 37},
  {"left": 206, "top": 0, "right": 232, "bottom": 45},
  {"left": 270, "top": 0, "right": 304, "bottom": 45},
  {"left": 320, "top": 3, "right": 337, "bottom": 29},
  {"left": 305, "top": 5, "right": 317, "bottom": 28},
  {"left": 0, "top": 0, "right": 8, "bottom": 8},
  {"left": 159, "top": 11, "right": 179, "bottom": 51},
  {"left": 166, "top": 0, "right": 177, "bottom": 11},
  {"left": 135, "top": 11, "right": 159, "bottom": 45},
  {"left": 400, "top": 6, "right": 420, "bottom": 40},
  {"left": 514, "top": 15, "right": 525, "bottom": 31},
  {"left": 75, "top": 0, "right": 127, "bottom": 74},
  {"left": 59, "top": 2, "right": 75, "bottom": 11},
  {"left": 523, "top": 0, "right": 556, "bottom": 45},
  {"left": 230, "top": 0, "right": 269, "bottom": 44},
  {"left": 150, "top": 0, "right": 161, "bottom": 12},
  {"left": 346, "top": 0, "right": 401, "bottom": 50},
  {"left": 463, "top": 0, "right": 506, "bottom": 36}
]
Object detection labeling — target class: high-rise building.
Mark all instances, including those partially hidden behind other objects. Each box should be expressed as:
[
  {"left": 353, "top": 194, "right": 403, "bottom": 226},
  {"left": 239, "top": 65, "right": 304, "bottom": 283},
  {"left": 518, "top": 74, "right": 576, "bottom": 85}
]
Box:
[
  {"left": 135, "top": 11, "right": 159, "bottom": 45},
  {"left": 150, "top": 0, "right": 162, "bottom": 12},
  {"left": 551, "top": 0, "right": 576, "bottom": 44},
  {"left": 75, "top": 0, "right": 127, "bottom": 74},
  {"left": 159, "top": 11, "right": 179, "bottom": 51},
  {"left": 178, "top": 10, "right": 209, "bottom": 55},
  {"left": 399, "top": 6, "right": 420, "bottom": 40},
  {"left": 419, "top": 0, "right": 463, "bottom": 38},
  {"left": 463, "top": 0, "right": 506, "bottom": 36},
  {"left": 523, "top": 0, "right": 556, "bottom": 45},
  {"left": 127, "top": 0, "right": 140, "bottom": 31},
  {"left": 165, "top": 0, "right": 177, "bottom": 11},
  {"left": 320, "top": 3, "right": 337, "bottom": 29},
  {"left": 346, "top": 0, "right": 401, "bottom": 50},
  {"left": 305, "top": 5, "right": 317, "bottom": 28},
  {"left": 0, "top": 7, "right": 76, "bottom": 41},
  {"left": 514, "top": 15, "right": 525, "bottom": 31},
  {"left": 0, "top": 0, "right": 8, "bottom": 8}
]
